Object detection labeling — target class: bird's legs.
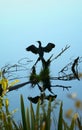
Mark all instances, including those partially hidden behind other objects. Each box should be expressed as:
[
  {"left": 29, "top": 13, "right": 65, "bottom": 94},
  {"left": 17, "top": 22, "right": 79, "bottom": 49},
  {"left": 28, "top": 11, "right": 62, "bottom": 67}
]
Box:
[{"left": 32, "top": 57, "right": 44, "bottom": 68}]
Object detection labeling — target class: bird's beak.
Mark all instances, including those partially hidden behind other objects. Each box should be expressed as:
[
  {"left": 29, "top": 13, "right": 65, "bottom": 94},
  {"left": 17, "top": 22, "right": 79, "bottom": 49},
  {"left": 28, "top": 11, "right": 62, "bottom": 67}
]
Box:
[{"left": 36, "top": 41, "right": 39, "bottom": 43}]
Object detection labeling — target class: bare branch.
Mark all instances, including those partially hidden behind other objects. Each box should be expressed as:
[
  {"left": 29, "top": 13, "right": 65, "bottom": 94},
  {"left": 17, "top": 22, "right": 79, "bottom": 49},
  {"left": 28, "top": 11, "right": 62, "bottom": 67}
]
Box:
[
  {"left": 71, "top": 57, "right": 80, "bottom": 80},
  {"left": 50, "top": 73, "right": 77, "bottom": 81},
  {"left": 51, "top": 85, "right": 71, "bottom": 90},
  {"left": 52, "top": 45, "right": 70, "bottom": 61},
  {"left": 8, "top": 81, "right": 31, "bottom": 92},
  {"left": 18, "top": 57, "right": 33, "bottom": 65}
]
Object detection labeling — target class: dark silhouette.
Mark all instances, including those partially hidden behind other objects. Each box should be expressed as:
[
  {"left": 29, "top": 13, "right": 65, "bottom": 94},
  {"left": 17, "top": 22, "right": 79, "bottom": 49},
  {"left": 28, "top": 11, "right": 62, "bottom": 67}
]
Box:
[
  {"left": 28, "top": 94, "right": 57, "bottom": 104},
  {"left": 45, "top": 94, "right": 57, "bottom": 101},
  {"left": 0, "top": 84, "right": 3, "bottom": 96},
  {"left": 71, "top": 57, "right": 80, "bottom": 80},
  {"left": 28, "top": 93, "right": 45, "bottom": 104},
  {"left": 29, "top": 66, "right": 38, "bottom": 87},
  {"left": 26, "top": 41, "right": 55, "bottom": 61},
  {"left": 41, "top": 56, "right": 54, "bottom": 94},
  {"left": 9, "top": 81, "right": 30, "bottom": 91},
  {"left": 28, "top": 96, "right": 40, "bottom": 104}
]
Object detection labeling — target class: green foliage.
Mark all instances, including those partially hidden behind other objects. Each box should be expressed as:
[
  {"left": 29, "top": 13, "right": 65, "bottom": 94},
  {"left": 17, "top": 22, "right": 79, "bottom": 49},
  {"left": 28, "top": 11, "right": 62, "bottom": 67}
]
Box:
[
  {"left": 0, "top": 97, "right": 19, "bottom": 130},
  {"left": 20, "top": 95, "right": 82, "bottom": 130},
  {"left": 20, "top": 94, "right": 52, "bottom": 130},
  {"left": 58, "top": 102, "right": 63, "bottom": 130},
  {"left": 20, "top": 95, "right": 27, "bottom": 130},
  {"left": 40, "top": 67, "right": 50, "bottom": 82},
  {"left": 29, "top": 73, "right": 41, "bottom": 85},
  {"left": 0, "top": 94, "right": 82, "bottom": 130}
]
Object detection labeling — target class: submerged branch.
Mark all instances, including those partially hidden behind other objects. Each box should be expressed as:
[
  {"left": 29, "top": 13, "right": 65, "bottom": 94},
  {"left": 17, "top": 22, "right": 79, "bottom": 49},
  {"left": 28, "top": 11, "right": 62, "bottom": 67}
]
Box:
[
  {"left": 51, "top": 85, "right": 71, "bottom": 90},
  {"left": 50, "top": 73, "right": 76, "bottom": 81},
  {"left": 8, "top": 81, "right": 31, "bottom": 92}
]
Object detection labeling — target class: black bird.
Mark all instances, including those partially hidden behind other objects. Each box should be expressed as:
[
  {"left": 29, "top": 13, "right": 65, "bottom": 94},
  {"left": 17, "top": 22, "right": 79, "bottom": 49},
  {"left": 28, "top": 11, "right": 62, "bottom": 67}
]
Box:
[{"left": 26, "top": 41, "right": 55, "bottom": 60}]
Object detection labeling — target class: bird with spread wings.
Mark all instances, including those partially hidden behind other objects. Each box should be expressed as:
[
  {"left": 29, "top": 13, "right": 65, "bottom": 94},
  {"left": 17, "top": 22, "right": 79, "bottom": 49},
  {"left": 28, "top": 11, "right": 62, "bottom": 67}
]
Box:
[{"left": 26, "top": 41, "right": 55, "bottom": 66}]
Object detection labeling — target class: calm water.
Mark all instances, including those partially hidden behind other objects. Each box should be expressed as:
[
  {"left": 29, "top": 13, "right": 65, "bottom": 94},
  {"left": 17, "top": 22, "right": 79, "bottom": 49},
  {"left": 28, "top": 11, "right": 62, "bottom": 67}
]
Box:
[
  {"left": 2, "top": 51, "right": 82, "bottom": 123},
  {"left": 0, "top": 1, "right": 82, "bottom": 128}
]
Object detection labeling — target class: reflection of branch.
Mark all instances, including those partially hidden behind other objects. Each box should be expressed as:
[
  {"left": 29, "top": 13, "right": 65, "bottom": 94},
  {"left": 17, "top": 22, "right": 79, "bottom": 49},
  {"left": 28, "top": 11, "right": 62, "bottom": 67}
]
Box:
[
  {"left": 51, "top": 73, "right": 76, "bottom": 81},
  {"left": 59, "top": 62, "right": 72, "bottom": 74},
  {"left": 1, "top": 64, "right": 29, "bottom": 81},
  {"left": 52, "top": 45, "right": 70, "bottom": 61},
  {"left": 51, "top": 85, "right": 71, "bottom": 90},
  {"left": 71, "top": 57, "right": 80, "bottom": 80},
  {"left": 58, "top": 56, "right": 81, "bottom": 81},
  {"left": 18, "top": 57, "right": 33, "bottom": 65},
  {"left": 1, "top": 64, "right": 28, "bottom": 75},
  {"left": 8, "top": 76, "right": 29, "bottom": 81}
]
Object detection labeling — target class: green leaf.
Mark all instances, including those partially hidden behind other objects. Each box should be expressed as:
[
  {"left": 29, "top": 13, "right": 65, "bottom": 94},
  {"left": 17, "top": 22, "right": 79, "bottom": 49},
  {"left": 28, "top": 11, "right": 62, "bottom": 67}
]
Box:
[
  {"left": 12, "top": 119, "right": 19, "bottom": 130},
  {"left": 26, "top": 107, "right": 30, "bottom": 130},
  {"left": 58, "top": 102, "right": 63, "bottom": 130},
  {"left": 20, "top": 94, "right": 27, "bottom": 130},
  {"left": 69, "top": 119, "right": 75, "bottom": 130},
  {"left": 30, "top": 102, "right": 35, "bottom": 130},
  {"left": 35, "top": 101, "right": 40, "bottom": 130},
  {"left": 47, "top": 100, "right": 51, "bottom": 130}
]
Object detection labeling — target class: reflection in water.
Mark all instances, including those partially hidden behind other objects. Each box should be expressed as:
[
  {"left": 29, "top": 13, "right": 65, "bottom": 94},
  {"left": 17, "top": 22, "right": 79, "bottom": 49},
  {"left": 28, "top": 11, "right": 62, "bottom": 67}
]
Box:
[
  {"left": 28, "top": 93, "right": 57, "bottom": 104},
  {"left": 0, "top": 43, "right": 82, "bottom": 104}
]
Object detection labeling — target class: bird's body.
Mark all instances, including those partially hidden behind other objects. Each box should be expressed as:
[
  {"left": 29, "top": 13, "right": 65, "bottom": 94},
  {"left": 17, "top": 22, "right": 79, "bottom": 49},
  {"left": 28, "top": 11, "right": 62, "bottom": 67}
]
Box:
[{"left": 26, "top": 41, "right": 55, "bottom": 60}]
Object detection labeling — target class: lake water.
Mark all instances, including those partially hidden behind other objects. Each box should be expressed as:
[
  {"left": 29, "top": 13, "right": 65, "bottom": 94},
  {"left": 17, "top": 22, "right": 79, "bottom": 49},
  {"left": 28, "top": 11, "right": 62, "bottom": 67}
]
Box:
[
  {"left": 1, "top": 46, "right": 82, "bottom": 125},
  {"left": 0, "top": 1, "right": 82, "bottom": 128}
]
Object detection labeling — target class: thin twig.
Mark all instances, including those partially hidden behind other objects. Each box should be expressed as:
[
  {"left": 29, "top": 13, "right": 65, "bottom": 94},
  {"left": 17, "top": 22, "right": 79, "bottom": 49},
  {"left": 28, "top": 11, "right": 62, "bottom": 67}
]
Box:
[
  {"left": 50, "top": 73, "right": 76, "bottom": 81},
  {"left": 51, "top": 85, "right": 71, "bottom": 90},
  {"left": 52, "top": 45, "right": 70, "bottom": 61}
]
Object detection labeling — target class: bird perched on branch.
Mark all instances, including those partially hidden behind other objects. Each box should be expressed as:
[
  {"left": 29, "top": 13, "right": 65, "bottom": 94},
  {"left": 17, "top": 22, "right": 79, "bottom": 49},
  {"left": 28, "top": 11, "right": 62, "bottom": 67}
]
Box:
[{"left": 26, "top": 41, "right": 55, "bottom": 61}]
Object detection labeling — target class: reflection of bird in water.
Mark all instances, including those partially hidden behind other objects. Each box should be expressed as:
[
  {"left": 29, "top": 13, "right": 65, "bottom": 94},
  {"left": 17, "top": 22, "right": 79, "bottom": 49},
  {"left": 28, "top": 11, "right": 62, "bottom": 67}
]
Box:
[
  {"left": 28, "top": 94, "right": 57, "bottom": 104},
  {"left": 45, "top": 94, "right": 57, "bottom": 101},
  {"left": 26, "top": 41, "right": 55, "bottom": 65},
  {"left": 28, "top": 93, "right": 45, "bottom": 104},
  {"left": 28, "top": 96, "right": 40, "bottom": 104}
]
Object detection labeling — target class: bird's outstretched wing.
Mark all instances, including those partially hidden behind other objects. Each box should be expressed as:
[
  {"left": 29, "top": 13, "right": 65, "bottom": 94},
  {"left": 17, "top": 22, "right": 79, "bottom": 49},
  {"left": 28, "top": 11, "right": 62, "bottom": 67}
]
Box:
[
  {"left": 28, "top": 96, "right": 40, "bottom": 103},
  {"left": 45, "top": 94, "right": 57, "bottom": 101},
  {"left": 26, "top": 45, "right": 38, "bottom": 54},
  {"left": 43, "top": 43, "right": 55, "bottom": 52}
]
